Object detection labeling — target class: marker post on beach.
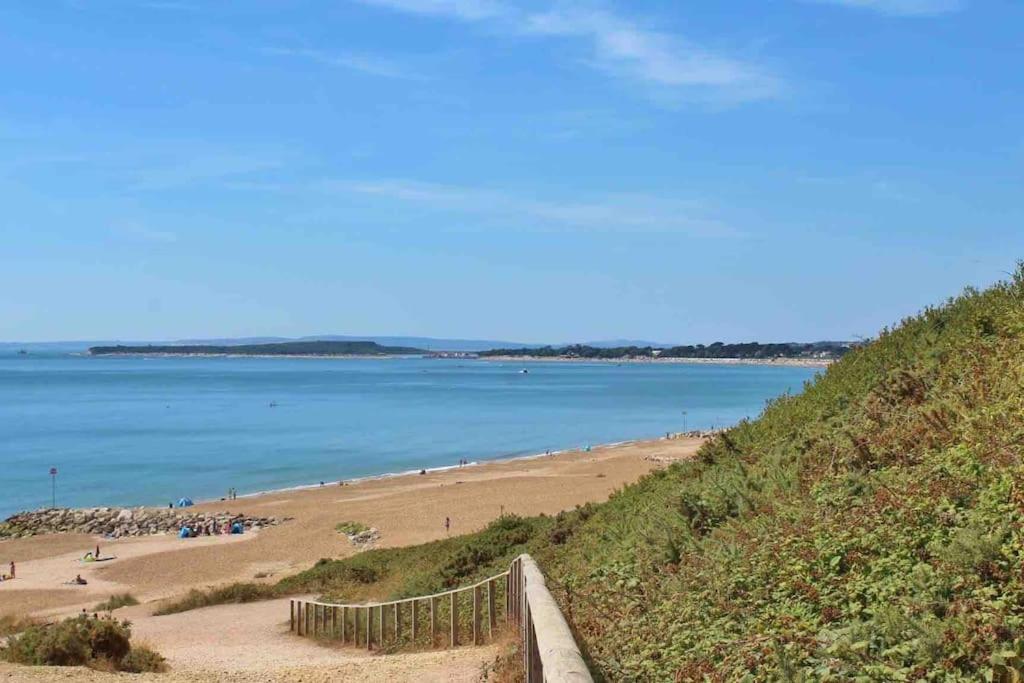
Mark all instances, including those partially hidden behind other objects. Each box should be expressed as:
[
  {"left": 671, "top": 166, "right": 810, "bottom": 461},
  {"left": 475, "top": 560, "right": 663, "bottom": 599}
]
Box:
[{"left": 49, "top": 467, "right": 58, "bottom": 509}]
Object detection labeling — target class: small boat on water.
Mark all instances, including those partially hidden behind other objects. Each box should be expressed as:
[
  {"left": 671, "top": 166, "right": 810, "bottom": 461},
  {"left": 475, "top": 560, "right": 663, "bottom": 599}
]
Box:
[
  {"left": 519, "top": 369, "right": 529, "bottom": 374},
  {"left": 269, "top": 401, "right": 278, "bottom": 408},
  {"left": 17, "top": 349, "right": 28, "bottom": 356}
]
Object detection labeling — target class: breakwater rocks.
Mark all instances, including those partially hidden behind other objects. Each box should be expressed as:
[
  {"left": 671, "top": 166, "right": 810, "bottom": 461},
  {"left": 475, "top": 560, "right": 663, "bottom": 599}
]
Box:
[{"left": 0, "top": 507, "right": 287, "bottom": 539}]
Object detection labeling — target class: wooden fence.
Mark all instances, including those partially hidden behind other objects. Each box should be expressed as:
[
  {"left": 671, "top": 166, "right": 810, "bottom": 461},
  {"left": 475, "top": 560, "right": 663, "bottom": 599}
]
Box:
[{"left": 289, "top": 554, "right": 592, "bottom": 682}]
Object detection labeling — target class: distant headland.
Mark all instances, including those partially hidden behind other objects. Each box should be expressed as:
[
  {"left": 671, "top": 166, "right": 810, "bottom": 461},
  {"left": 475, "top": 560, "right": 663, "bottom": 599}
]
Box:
[{"left": 87, "top": 340, "right": 426, "bottom": 357}]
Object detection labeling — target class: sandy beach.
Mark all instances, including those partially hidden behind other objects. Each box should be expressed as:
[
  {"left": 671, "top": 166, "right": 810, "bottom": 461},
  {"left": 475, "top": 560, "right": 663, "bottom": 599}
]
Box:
[{"left": 0, "top": 435, "right": 703, "bottom": 680}]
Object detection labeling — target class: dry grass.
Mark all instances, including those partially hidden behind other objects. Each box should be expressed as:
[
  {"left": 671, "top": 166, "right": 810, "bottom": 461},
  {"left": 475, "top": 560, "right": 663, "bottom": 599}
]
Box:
[
  {"left": 0, "top": 614, "right": 37, "bottom": 638},
  {"left": 479, "top": 628, "right": 523, "bottom": 683}
]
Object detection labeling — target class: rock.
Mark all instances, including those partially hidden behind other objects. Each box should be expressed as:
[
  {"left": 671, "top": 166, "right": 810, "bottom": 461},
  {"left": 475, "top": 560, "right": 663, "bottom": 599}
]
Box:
[{"left": 0, "top": 507, "right": 285, "bottom": 539}]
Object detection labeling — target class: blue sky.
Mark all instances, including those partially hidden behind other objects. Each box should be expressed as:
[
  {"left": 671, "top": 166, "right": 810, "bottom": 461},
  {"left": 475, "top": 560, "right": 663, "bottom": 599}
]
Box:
[{"left": 1, "top": 0, "right": 1021, "bottom": 344}]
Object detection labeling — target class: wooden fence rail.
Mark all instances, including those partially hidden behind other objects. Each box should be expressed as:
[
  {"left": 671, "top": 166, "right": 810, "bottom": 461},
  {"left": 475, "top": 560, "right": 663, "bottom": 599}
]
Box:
[{"left": 289, "top": 554, "right": 592, "bottom": 682}]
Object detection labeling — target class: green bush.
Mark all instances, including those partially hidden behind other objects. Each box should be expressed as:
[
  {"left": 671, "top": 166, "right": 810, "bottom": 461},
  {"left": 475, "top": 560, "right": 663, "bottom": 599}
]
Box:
[
  {"left": 0, "top": 614, "right": 160, "bottom": 672},
  {"left": 335, "top": 521, "right": 370, "bottom": 535},
  {"left": 119, "top": 644, "right": 167, "bottom": 673}
]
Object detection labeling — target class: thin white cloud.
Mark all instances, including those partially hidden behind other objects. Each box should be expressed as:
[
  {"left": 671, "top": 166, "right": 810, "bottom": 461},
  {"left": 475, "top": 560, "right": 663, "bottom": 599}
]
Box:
[
  {"left": 264, "top": 47, "right": 424, "bottom": 80},
  {"left": 808, "top": 0, "right": 965, "bottom": 16},
  {"left": 525, "top": 8, "right": 781, "bottom": 104},
  {"left": 327, "top": 178, "right": 738, "bottom": 236},
  {"left": 353, "top": 0, "right": 506, "bottom": 21},
  {"left": 351, "top": 0, "right": 782, "bottom": 105}
]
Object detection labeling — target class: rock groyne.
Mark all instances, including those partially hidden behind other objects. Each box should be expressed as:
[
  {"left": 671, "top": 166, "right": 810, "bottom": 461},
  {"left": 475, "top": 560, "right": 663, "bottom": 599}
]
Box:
[{"left": 0, "top": 507, "right": 286, "bottom": 539}]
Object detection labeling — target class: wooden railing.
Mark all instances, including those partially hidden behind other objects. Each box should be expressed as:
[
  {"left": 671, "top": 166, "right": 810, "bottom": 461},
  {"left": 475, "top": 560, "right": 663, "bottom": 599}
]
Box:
[
  {"left": 290, "top": 554, "right": 592, "bottom": 682},
  {"left": 289, "top": 570, "right": 509, "bottom": 650}
]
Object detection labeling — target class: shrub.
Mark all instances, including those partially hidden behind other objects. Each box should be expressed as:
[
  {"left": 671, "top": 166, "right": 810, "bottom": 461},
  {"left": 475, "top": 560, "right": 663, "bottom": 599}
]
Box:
[
  {"left": 0, "top": 613, "right": 158, "bottom": 672},
  {"left": 119, "top": 644, "right": 167, "bottom": 673},
  {"left": 335, "top": 521, "right": 370, "bottom": 535}
]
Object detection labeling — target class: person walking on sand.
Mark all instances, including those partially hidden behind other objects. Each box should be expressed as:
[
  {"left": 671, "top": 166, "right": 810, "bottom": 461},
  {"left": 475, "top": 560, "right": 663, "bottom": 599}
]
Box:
[
  {"left": 444, "top": 517, "right": 451, "bottom": 535},
  {"left": 95, "top": 545, "right": 100, "bottom": 560},
  {"left": 9, "top": 561, "right": 14, "bottom": 579}
]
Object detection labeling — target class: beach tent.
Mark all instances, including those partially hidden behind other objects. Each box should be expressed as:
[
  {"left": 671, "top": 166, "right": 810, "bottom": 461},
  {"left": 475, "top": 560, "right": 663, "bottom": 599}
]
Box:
[
  {"left": 178, "top": 527, "right": 191, "bottom": 538},
  {"left": 176, "top": 498, "right": 194, "bottom": 508},
  {"left": 231, "top": 522, "right": 244, "bottom": 535}
]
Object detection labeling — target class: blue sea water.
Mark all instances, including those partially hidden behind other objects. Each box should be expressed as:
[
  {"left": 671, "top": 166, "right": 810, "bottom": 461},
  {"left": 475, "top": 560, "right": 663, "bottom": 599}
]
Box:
[{"left": 0, "top": 354, "right": 818, "bottom": 518}]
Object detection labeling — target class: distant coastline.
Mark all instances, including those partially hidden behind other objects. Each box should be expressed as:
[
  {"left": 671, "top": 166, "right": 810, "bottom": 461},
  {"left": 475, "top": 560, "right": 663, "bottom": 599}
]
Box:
[
  {"left": 81, "top": 352, "right": 831, "bottom": 368},
  {"left": 87, "top": 340, "right": 425, "bottom": 357},
  {"left": 479, "top": 355, "right": 833, "bottom": 368},
  {"left": 83, "top": 339, "right": 848, "bottom": 368}
]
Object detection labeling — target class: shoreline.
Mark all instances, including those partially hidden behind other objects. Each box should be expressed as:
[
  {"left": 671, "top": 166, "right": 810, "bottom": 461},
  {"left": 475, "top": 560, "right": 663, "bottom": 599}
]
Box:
[
  {"left": 1, "top": 434, "right": 706, "bottom": 625},
  {"left": 4, "top": 436, "right": 687, "bottom": 519},
  {"left": 479, "top": 355, "right": 833, "bottom": 368},
  {"left": 227, "top": 437, "right": 664, "bottom": 505}
]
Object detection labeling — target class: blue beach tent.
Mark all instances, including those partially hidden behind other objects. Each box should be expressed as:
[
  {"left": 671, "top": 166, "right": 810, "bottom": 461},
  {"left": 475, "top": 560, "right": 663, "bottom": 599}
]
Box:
[
  {"left": 231, "top": 522, "right": 244, "bottom": 535},
  {"left": 178, "top": 527, "right": 191, "bottom": 538},
  {"left": 176, "top": 498, "right": 194, "bottom": 508}
]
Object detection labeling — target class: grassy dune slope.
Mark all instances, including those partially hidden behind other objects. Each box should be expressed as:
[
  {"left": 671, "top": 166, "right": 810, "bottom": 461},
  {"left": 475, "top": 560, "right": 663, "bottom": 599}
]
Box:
[{"left": 534, "top": 267, "right": 1024, "bottom": 680}]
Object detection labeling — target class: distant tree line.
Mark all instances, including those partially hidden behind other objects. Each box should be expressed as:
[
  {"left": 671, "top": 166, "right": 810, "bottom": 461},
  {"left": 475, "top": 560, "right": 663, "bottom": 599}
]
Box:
[{"left": 478, "top": 341, "right": 853, "bottom": 360}]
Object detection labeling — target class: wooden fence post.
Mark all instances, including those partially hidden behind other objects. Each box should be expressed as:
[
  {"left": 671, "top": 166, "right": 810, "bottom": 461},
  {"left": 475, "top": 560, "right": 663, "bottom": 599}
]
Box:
[
  {"left": 378, "top": 604, "right": 384, "bottom": 646},
  {"left": 473, "top": 585, "right": 482, "bottom": 645},
  {"left": 411, "top": 599, "right": 419, "bottom": 643},
  {"left": 366, "top": 606, "right": 373, "bottom": 650},
  {"left": 290, "top": 600, "right": 295, "bottom": 633},
  {"left": 487, "top": 579, "right": 496, "bottom": 638},
  {"left": 342, "top": 606, "right": 348, "bottom": 644},
  {"left": 450, "top": 592, "right": 458, "bottom": 647},
  {"left": 523, "top": 602, "right": 531, "bottom": 680},
  {"left": 394, "top": 602, "right": 402, "bottom": 642},
  {"left": 431, "top": 596, "right": 438, "bottom": 646}
]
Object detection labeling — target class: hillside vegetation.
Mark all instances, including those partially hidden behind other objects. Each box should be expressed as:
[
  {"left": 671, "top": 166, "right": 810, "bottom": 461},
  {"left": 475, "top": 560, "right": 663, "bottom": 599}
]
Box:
[
  {"left": 532, "top": 266, "right": 1024, "bottom": 680},
  {"left": 166, "top": 269, "right": 1024, "bottom": 679}
]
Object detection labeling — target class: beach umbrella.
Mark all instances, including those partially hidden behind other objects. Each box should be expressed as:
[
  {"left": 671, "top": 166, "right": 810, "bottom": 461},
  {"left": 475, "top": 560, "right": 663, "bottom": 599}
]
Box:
[{"left": 176, "top": 497, "right": 194, "bottom": 508}]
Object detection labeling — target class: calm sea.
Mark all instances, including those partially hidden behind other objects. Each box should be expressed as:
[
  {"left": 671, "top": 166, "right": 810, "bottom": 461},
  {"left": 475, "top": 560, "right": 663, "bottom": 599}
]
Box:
[{"left": 0, "top": 354, "right": 818, "bottom": 517}]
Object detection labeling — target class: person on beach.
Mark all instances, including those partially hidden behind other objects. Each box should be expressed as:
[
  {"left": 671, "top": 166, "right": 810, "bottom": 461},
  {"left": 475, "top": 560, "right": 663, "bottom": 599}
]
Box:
[
  {"left": 9, "top": 561, "right": 14, "bottom": 579},
  {"left": 444, "top": 517, "right": 451, "bottom": 535},
  {"left": 95, "top": 545, "right": 100, "bottom": 560}
]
